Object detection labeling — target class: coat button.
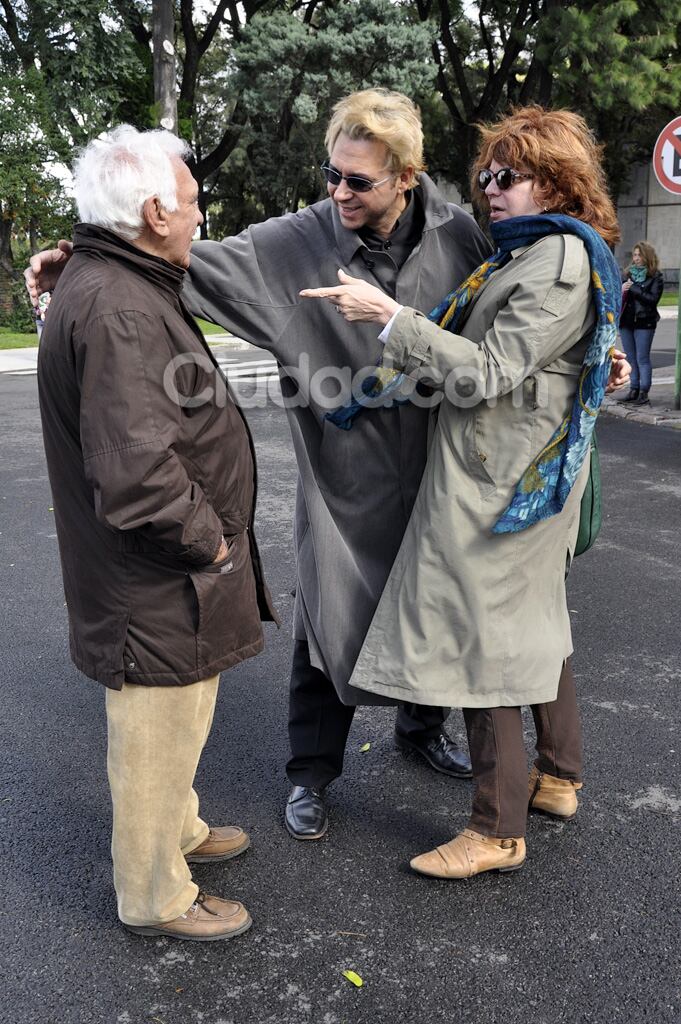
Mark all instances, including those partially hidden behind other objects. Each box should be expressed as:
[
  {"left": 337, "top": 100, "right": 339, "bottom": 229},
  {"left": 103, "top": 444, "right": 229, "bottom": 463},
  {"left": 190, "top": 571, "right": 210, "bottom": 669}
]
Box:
[
  {"left": 478, "top": 451, "right": 487, "bottom": 463},
  {"left": 365, "top": 260, "right": 375, "bottom": 269},
  {"left": 128, "top": 660, "right": 136, "bottom": 669}
]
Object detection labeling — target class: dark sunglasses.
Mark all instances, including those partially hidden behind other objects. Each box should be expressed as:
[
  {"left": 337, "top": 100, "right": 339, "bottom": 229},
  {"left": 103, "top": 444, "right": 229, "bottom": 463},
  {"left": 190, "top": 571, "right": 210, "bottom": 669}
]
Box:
[
  {"left": 320, "top": 160, "right": 393, "bottom": 193},
  {"left": 478, "top": 167, "right": 533, "bottom": 191}
]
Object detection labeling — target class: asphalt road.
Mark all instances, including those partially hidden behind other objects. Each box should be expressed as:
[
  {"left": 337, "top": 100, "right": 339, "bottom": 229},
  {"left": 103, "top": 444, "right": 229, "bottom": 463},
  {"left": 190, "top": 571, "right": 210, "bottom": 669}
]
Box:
[
  {"left": 649, "top": 317, "right": 678, "bottom": 370},
  {"left": 1, "top": 371, "right": 680, "bottom": 1024}
]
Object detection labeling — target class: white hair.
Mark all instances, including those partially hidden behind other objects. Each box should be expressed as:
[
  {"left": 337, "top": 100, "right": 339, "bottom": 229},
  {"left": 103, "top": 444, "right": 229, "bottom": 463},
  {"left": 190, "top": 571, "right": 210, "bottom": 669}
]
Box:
[{"left": 73, "top": 125, "right": 192, "bottom": 241}]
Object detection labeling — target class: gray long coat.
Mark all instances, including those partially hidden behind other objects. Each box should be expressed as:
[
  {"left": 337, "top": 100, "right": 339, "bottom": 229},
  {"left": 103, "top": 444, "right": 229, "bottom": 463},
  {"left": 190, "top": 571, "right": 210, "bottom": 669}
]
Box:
[
  {"left": 183, "top": 176, "right": 491, "bottom": 703},
  {"left": 349, "top": 233, "right": 595, "bottom": 708}
]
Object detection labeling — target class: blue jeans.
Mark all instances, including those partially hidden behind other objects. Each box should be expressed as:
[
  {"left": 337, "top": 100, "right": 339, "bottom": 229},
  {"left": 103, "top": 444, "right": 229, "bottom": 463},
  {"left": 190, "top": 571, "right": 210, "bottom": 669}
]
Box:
[{"left": 619, "top": 326, "right": 655, "bottom": 392}]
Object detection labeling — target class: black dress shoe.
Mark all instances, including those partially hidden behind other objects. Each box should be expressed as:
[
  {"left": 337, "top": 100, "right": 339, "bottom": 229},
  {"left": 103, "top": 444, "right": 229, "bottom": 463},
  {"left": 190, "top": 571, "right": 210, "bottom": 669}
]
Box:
[
  {"left": 395, "top": 730, "right": 473, "bottom": 778},
  {"left": 285, "top": 786, "right": 329, "bottom": 840},
  {"left": 618, "top": 388, "right": 639, "bottom": 403}
]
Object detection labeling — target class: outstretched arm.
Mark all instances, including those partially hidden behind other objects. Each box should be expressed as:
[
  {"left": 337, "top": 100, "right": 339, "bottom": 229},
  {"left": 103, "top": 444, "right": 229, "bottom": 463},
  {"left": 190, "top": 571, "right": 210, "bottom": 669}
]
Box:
[
  {"left": 300, "top": 269, "right": 399, "bottom": 324},
  {"left": 185, "top": 232, "right": 298, "bottom": 358},
  {"left": 302, "top": 248, "right": 629, "bottom": 395}
]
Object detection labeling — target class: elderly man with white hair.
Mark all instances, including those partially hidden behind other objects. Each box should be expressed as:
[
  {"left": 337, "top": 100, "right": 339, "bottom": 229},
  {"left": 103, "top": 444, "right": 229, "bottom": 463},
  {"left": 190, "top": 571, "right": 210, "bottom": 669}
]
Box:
[{"left": 36, "top": 125, "right": 278, "bottom": 942}]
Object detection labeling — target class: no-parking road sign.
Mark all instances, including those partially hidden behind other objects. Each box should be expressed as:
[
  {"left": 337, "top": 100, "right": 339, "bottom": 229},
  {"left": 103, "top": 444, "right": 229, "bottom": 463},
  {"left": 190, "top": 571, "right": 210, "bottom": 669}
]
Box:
[
  {"left": 652, "top": 115, "right": 681, "bottom": 408},
  {"left": 653, "top": 116, "right": 681, "bottom": 195}
]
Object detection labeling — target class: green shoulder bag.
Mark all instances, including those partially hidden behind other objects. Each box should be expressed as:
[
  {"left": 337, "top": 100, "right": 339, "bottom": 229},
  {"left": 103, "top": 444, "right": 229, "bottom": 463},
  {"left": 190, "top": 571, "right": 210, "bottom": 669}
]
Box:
[{"left": 574, "top": 432, "right": 601, "bottom": 556}]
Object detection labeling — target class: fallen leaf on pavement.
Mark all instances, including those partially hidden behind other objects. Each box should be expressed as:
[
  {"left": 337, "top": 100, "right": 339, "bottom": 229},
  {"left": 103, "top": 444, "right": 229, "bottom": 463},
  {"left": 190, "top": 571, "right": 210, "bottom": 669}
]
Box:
[{"left": 341, "top": 970, "right": 364, "bottom": 987}]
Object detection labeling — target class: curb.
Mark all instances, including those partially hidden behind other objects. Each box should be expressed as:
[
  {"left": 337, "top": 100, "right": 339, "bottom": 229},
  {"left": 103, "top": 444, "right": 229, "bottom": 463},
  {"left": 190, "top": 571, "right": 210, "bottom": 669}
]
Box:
[
  {"left": 206, "top": 335, "right": 252, "bottom": 351},
  {"left": 601, "top": 397, "right": 681, "bottom": 430}
]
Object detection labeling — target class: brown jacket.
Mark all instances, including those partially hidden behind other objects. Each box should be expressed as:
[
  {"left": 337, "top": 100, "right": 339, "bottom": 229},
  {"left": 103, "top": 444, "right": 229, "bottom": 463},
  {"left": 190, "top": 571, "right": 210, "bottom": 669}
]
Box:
[{"left": 38, "top": 224, "right": 278, "bottom": 689}]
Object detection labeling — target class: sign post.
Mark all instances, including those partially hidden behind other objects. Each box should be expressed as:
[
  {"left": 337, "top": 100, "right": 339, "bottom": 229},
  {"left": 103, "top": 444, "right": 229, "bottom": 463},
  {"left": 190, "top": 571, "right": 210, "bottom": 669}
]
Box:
[{"left": 653, "top": 116, "right": 681, "bottom": 410}]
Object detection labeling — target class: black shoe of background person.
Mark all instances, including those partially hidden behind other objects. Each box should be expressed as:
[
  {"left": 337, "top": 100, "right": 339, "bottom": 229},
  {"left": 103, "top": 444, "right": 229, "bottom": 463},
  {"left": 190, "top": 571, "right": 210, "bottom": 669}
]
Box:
[
  {"left": 618, "top": 388, "right": 639, "bottom": 403},
  {"left": 285, "top": 786, "right": 329, "bottom": 840},
  {"left": 636, "top": 390, "right": 650, "bottom": 405},
  {"left": 395, "top": 729, "right": 473, "bottom": 778}
]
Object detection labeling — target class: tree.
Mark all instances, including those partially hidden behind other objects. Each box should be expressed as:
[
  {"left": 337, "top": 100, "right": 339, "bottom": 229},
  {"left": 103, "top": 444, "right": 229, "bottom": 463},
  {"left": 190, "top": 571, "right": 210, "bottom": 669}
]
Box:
[
  {"left": 207, "top": 0, "right": 435, "bottom": 231},
  {"left": 543, "top": 1, "right": 681, "bottom": 197},
  {"left": 413, "top": 0, "right": 681, "bottom": 202},
  {"left": 0, "top": 0, "right": 151, "bottom": 159},
  {"left": 0, "top": 75, "right": 75, "bottom": 324},
  {"left": 0, "top": 1, "right": 141, "bottom": 323}
]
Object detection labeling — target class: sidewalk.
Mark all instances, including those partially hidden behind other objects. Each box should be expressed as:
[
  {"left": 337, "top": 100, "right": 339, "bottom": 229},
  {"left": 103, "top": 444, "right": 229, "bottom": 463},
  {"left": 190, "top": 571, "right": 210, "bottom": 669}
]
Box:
[
  {"left": 0, "top": 333, "right": 251, "bottom": 375},
  {"left": 603, "top": 371, "right": 681, "bottom": 430},
  {"left": 3, "top": 329, "right": 679, "bottom": 429},
  {"left": 602, "top": 307, "right": 681, "bottom": 430}
]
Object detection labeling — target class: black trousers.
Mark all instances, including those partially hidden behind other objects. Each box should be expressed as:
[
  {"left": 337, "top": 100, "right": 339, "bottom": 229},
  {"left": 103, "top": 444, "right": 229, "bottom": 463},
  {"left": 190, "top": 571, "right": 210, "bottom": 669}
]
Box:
[{"left": 286, "top": 639, "right": 449, "bottom": 788}]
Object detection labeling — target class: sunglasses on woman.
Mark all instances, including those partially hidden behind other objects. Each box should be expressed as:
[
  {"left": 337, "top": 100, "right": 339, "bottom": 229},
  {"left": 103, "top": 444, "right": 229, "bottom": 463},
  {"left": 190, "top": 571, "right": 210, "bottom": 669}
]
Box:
[
  {"left": 320, "top": 161, "right": 393, "bottom": 193},
  {"left": 478, "top": 168, "right": 533, "bottom": 191}
]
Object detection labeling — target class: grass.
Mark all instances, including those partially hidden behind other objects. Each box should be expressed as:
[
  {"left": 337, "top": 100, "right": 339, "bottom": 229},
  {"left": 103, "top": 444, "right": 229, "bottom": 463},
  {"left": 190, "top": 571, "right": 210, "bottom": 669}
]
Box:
[
  {"left": 196, "top": 318, "right": 225, "bottom": 335},
  {"left": 0, "top": 318, "right": 227, "bottom": 350},
  {"left": 0, "top": 328, "right": 38, "bottom": 349},
  {"left": 1, "top": 300, "right": 678, "bottom": 351}
]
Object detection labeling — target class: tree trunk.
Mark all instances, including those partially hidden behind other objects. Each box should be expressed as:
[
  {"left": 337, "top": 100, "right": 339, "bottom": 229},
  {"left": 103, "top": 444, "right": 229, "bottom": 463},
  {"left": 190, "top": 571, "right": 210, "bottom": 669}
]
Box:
[
  {"left": 29, "top": 216, "right": 39, "bottom": 255},
  {"left": 0, "top": 218, "right": 16, "bottom": 316},
  {"left": 152, "top": 0, "right": 178, "bottom": 132},
  {"left": 198, "top": 184, "right": 209, "bottom": 239}
]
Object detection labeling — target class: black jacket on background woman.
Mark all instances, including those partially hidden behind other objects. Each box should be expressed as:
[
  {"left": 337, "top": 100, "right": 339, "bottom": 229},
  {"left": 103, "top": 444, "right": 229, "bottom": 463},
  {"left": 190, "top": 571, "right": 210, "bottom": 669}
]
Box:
[{"left": 620, "top": 271, "right": 664, "bottom": 330}]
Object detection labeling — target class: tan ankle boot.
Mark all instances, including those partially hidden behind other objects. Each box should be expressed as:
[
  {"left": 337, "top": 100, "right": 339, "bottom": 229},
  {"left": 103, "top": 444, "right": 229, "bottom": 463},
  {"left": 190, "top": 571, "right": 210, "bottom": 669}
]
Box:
[
  {"left": 185, "top": 825, "right": 250, "bottom": 863},
  {"left": 410, "top": 829, "right": 526, "bottom": 879},
  {"left": 528, "top": 766, "right": 582, "bottom": 819}
]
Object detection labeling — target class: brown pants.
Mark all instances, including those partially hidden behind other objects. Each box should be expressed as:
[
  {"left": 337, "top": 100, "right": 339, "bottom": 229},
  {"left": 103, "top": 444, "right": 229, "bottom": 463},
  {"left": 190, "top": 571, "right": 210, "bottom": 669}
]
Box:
[{"left": 463, "top": 659, "right": 582, "bottom": 839}]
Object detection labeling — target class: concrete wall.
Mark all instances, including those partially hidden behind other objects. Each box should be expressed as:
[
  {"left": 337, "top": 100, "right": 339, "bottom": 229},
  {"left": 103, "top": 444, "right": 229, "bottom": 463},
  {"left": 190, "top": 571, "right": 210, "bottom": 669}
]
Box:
[
  {"left": 432, "top": 177, "right": 472, "bottom": 213},
  {"left": 616, "top": 163, "right": 681, "bottom": 286}
]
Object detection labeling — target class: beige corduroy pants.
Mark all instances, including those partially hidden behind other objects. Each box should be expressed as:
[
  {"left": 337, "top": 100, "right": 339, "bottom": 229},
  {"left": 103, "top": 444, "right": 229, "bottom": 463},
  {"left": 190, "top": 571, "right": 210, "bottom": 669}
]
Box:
[{"left": 105, "top": 675, "right": 219, "bottom": 926}]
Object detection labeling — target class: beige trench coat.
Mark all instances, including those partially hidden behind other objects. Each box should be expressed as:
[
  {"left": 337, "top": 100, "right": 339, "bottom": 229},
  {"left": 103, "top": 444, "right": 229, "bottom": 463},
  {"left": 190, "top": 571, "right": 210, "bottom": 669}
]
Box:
[{"left": 348, "top": 233, "right": 596, "bottom": 708}]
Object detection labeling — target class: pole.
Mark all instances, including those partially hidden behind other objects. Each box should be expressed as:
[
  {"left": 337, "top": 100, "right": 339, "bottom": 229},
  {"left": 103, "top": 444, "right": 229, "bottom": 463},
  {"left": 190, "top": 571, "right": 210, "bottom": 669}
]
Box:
[
  {"left": 671, "top": 260, "right": 675, "bottom": 407},
  {"left": 152, "top": 0, "right": 177, "bottom": 133}
]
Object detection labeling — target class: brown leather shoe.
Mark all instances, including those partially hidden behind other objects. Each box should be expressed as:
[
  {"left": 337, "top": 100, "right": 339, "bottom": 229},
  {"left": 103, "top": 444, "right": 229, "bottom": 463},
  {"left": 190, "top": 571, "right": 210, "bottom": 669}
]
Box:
[
  {"left": 410, "top": 828, "right": 526, "bottom": 879},
  {"left": 185, "top": 826, "right": 250, "bottom": 863},
  {"left": 125, "top": 891, "right": 252, "bottom": 942},
  {"left": 528, "top": 766, "right": 582, "bottom": 820}
]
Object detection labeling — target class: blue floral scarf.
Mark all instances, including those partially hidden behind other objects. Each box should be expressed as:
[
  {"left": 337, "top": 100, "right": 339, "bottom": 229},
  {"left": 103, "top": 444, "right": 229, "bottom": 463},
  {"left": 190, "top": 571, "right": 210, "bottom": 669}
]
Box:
[{"left": 327, "top": 213, "right": 621, "bottom": 534}]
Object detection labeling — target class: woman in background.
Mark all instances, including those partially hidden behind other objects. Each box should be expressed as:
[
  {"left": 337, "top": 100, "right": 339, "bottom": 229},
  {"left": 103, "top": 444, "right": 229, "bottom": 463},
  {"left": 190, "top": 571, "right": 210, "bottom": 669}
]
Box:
[{"left": 618, "top": 241, "right": 664, "bottom": 406}]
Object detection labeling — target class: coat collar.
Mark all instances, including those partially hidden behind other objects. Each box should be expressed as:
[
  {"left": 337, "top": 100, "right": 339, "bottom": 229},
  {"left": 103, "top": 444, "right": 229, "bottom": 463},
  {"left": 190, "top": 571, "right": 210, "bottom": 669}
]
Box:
[
  {"left": 73, "top": 224, "right": 186, "bottom": 297},
  {"left": 331, "top": 172, "right": 455, "bottom": 264}
]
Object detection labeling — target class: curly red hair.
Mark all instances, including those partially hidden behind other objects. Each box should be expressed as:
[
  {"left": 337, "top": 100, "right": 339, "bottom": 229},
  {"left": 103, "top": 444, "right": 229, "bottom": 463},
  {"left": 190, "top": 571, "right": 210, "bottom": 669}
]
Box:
[{"left": 472, "top": 106, "right": 620, "bottom": 246}]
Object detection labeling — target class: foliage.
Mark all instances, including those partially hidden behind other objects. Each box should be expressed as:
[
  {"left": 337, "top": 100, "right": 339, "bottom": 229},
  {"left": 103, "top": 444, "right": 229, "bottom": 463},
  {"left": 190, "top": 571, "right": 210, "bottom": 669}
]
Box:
[
  {"left": 210, "top": 0, "right": 436, "bottom": 225},
  {"left": 0, "top": 0, "right": 145, "bottom": 324},
  {"left": 0, "top": 0, "right": 679, "bottom": 273},
  {"left": 0, "top": 75, "right": 74, "bottom": 233},
  {"left": 1, "top": 1, "right": 152, "bottom": 155},
  {"left": 415, "top": 0, "right": 681, "bottom": 201}
]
